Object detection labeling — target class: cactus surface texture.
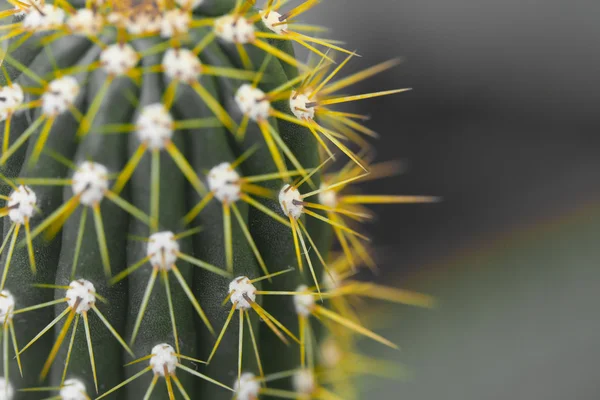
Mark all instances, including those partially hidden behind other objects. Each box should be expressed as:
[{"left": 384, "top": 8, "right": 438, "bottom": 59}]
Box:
[{"left": 0, "top": 0, "right": 437, "bottom": 399}]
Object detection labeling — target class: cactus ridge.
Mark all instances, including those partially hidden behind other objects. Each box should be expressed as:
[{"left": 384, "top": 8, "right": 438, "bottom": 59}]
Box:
[{"left": 0, "top": 1, "right": 437, "bottom": 399}]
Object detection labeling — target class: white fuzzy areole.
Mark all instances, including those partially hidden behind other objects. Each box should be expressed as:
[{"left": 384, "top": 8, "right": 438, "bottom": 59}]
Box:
[
  {"left": 320, "top": 338, "right": 343, "bottom": 368},
  {"left": 229, "top": 277, "right": 256, "bottom": 310},
  {"left": 0, "top": 84, "right": 24, "bottom": 121},
  {"left": 14, "top": 0, "right": 42, "bottom": 18},
  {"left": 161, "top": 9, "right": 191, "bottom": 38},
  {"left": 0, "top": 377, "right": 13, "bottom": 400},
  {"left": 67, "top": 9, "right": 103, "bottom": 35},
  {"left": 292, "top": 369, "right": 316, "bottom": 395},
  {"left": 214, "top": 15, "right": 255, "bottom": 44},
  {"left": 235, "top": 84, "right": 270, "bottom": 122},
  {"left": 208, "top": 162, "right": 241, "bottom": 203},
  {"left": 261, "top": 10, "right": 288, "bottom": 35},
  {"left": 66, "top": 280, "right": 96, "bottom": 314},
  {"left": 150, "top": 344, "right": 177, "bottom": 376},
  {"left": 176, "top": 0, "right": 204, "bottom": 8},
  {"left": 124, "top": 9, "right": 162, "bottom": 35},
  {"left": 322, "top": 269, "right": 340, "bottom": 291},
  {"left": 100, "top": 44, "right": 139, "bottom": 76},
  {"left": 136, "top": 104, "right": 174, "bottom": 150},
  {"left": 72, "top": 161, "right": 109, "bottom": 206},
  {"left": 162, "top": 48, "right": 202, "bottom": 83},
  {"left": 289, "top": 91, "right": 315, "bottom": 120},
  {"left": 234, "top": 372, "right": 260, "bottom": 400},
  {"left": 42, "top": 76, "right": 80, "bottom": 117},
  {"left": 318, "top": 184, "right": 337, "bottom": 208},
  {"left": 8, "top": 185, "right": 37, "bottom": 225},
  {"left": 293, "top": 285, "right": 315, "bottom": 317},
  {"left": 105, "top": 12, "right": 123, "bottom": 26},
  {"left": 147, "top": 231, "right": 179, "bottom": 271},
  {"left": 279, "top": 184, "right": 303, "bottom": 220},
  {"left": 0, "top": 290, "right": 15, "bottom": 324},
  {"left": 60, "top": 378, "right": 87, "bottom": 400},
  {"left": 22, "top": 5, "right": 65, "bottom": 31}
]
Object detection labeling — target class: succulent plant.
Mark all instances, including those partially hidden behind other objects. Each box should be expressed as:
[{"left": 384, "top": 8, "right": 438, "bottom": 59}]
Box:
[{"left": 0, "top": 0, "right": 438, "bottom": 399}]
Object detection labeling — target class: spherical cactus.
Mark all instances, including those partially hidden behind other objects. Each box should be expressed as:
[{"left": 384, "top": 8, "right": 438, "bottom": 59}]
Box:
[{"left": 0, "top": 1, "right": 438, "bottom": 399}]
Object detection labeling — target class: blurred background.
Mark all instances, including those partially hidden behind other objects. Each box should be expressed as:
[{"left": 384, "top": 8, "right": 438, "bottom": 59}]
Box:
[{"left": 303, "top": 0, "right": 600, "bottom": 399}]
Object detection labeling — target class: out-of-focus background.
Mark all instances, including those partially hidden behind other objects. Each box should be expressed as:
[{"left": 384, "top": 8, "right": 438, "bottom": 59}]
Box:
[{"left": 303, "top": 0, "right": 600, "bottom": 399}]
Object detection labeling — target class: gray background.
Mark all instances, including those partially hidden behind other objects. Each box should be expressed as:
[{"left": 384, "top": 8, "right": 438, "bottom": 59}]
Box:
[{"left": 303, "top": 0, "right": 600, "bottom": 399}]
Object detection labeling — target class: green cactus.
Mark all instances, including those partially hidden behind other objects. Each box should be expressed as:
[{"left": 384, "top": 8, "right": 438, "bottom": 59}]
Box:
[{"left": 0, "top": 1, "right": 438, "bottom": 399}]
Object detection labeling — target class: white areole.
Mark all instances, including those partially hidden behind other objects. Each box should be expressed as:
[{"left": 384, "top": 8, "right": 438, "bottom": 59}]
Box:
[
  {"left": 289, "top": 91, "right": 316, "bottom": 120},
  {"left": 7, "top": 185, "right": 36, "bottom": 225},
  {"left": 320, "top": 338, "right": 343, "bottom": 368},
  {"left": 150, "top": 344, "right": 177, "bottom": 376},
  {"left": 293, "top": 284, "right": 315, "bottom": 316},
  {"left": 22, "top": 5, "right": 65, "bottom": 31},
  {"left": 136, "top": 103, "right": 174, "bottom": 150},
  {"left": 162, "top": 48, "right": 203, "bottom": 83},
  {"left": 318, "top": 184, "right": 338, "bottom": 208},
  {"left": 214, "top": 15, "right": 255, "bottom": 44},
  {"left": 278, "top": 184, "right": 304, "bottom": 220},
  {"left": 235, "top": 84, "right": 271, "bottom": 122},
  {"left": 208, "top": 162, "right": 242, "bottom": 203},
  {"left": 72, "top": 161, "right": 109, "bottom": 206},
  {"left": 0, "top": 377, "right": 13, "bottom": 400},
  {"left": 14, "top": 0, "right": 42, "bottom": 18},
  {"left": 66, "top": 280, "right": 96, "bottom": 314},
  {"left": 234, "top": 372, "right": 260, "bottom": 400},
  {"left": 67, "top": 9, "right": 103, "bottom": 35},
  {"left": 161, "top": 9, "right": 191, "bottom": 38},
  {"left": 322, "top": 269, "right": 340, "bottom": 291},
  {"left": 261, "top": 10, "right": 288, "bottom": 35},
  {"left": 292, "top": 369, "right": 316, "bottom": 395},
  {"left": 0, "top": 84, "right": 24, "bottom": 121},
  {"left": 42, "top": 76, "right": 80, "bottom": 117},
  {"left": 123, "top": 10, "right": 162, "bottom": 35},
  {"left": 100, "top": 44, "right": 140, "bottom": 76},
  {"left": 147, "top": 231, "right": 180, "bottom": 271},
  {"left": 0, "top": 290, "right": 15, "bottom": 323},
  {"left": 60, "top": 378, "right": 87, "bottom": 400},
  {"left": 229, "top": 276, "right": 257, "bottom": 310}
]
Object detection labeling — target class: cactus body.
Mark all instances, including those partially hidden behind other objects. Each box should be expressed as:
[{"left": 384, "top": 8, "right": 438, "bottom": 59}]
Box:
[{"left": 0, "top": 1, "right": 436, "bottom": 399}]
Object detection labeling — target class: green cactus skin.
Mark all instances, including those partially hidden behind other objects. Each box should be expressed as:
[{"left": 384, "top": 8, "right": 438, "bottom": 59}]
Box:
[{"left": 0, "top": 1, "right": 434, "bottom": 399}]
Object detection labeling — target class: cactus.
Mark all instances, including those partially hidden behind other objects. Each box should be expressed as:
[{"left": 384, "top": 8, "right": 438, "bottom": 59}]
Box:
[{"left": 0, "top": 0, "right": 438, "bottom": 399}]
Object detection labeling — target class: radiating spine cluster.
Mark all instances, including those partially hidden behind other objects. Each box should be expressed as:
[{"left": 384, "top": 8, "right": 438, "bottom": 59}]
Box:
[{"left": 0, "top": 0, "right": 438, "bottom": 399}]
